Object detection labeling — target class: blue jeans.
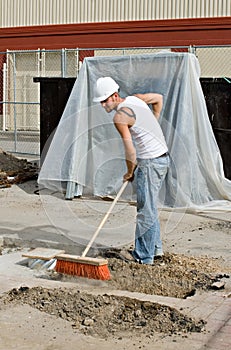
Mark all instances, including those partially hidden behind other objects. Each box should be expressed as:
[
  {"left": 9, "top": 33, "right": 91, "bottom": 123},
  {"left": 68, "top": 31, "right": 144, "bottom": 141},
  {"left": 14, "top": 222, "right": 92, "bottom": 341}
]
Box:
[{"left": 132, "top": 154, "right": 169, "bottom": 264}]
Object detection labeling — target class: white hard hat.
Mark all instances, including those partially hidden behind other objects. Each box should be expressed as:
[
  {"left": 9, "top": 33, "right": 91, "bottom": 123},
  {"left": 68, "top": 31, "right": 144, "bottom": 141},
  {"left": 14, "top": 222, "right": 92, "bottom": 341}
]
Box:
[{"left": 93, "top": 77, "right": 119, "bottom": 102}]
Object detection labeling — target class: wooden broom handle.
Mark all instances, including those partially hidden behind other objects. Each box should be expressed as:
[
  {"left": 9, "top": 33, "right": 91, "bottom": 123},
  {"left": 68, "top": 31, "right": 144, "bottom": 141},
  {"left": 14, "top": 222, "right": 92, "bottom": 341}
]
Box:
[{"left": 81, "top": 181, "right": 128, "bottom": 257}]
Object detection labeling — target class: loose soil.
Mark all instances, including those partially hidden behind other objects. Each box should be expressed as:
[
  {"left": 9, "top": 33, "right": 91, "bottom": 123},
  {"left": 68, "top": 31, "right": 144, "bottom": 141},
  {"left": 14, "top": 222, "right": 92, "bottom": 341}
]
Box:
[{"left": 107, "top": 252, "right": 228, "bottom": 298}]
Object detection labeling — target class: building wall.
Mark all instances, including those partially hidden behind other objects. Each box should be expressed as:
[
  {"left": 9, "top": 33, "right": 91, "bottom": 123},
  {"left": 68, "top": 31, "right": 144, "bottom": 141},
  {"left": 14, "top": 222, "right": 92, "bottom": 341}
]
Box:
[
  {"left": 0, "top": 17, "right": 230, "bottom": 52},
  {"left": 0, "top": 0, "right": 231, "bottom": 27}
]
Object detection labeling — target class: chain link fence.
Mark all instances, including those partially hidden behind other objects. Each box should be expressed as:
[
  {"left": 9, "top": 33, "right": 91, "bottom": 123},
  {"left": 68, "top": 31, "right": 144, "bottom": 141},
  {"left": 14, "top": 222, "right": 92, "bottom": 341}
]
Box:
[{"left": 0, "top": 45, "right": 230, "bottom": 156}]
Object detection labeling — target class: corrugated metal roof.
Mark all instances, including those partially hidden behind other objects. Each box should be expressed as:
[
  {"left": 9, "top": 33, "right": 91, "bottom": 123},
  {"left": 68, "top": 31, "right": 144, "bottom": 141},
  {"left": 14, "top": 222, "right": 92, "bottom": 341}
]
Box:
[{"left": 0, "top": 0, "right": 230, "bottom": 28}]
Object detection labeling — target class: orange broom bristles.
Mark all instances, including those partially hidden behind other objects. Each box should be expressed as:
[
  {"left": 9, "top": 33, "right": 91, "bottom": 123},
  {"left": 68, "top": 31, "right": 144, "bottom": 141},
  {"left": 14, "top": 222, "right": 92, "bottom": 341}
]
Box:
[
  {"left": 54, "top": 182, "right": 128, "bottom": 281},
  {"left": 54, "top": 182, "right": 127, "bottom": 281},
  {"left": 55, "top": 259, "right": 111, "bottom": 280}
]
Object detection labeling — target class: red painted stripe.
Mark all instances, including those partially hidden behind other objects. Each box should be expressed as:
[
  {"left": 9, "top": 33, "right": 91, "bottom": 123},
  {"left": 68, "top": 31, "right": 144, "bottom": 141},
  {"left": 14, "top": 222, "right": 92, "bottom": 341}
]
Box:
[{"left": 0, "top": 17, "right": 230, "bottom": 51}]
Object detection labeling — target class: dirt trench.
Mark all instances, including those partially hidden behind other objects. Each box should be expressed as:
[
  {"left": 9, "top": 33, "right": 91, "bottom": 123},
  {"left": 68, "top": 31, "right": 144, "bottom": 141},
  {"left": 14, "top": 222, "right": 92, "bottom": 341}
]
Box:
[{"left": 0, "top": 285, "right": 205, "bottom": 339}]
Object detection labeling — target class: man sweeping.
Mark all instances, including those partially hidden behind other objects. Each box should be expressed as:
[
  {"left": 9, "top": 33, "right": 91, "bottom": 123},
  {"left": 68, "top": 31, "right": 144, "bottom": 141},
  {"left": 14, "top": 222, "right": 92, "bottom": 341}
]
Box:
[{"left": 93, "top": 77, "right": 169, "bottom": 265}]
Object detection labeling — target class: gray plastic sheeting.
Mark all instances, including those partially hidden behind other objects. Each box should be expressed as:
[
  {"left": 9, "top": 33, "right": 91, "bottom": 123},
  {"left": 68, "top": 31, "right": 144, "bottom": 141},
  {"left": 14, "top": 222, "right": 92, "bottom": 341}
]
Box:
[{"left": 38, "top": 51, "right": 231, "bottom": 212}]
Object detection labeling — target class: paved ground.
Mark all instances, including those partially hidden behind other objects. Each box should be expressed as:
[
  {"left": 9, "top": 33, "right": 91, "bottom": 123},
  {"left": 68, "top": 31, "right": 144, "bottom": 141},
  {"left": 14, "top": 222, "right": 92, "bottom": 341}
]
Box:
[{"left": 0, "top": 179, "right": 230, "bottom": 349}]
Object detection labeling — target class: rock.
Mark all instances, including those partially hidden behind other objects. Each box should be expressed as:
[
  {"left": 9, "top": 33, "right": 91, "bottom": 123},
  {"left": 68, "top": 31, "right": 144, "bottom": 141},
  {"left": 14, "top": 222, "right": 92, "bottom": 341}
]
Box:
[
  {"left": 211, "top": 281, "right": 225, "bottom": 290},
  {"left": 82, "top": 318, "right": 94, "bottom": 326}
]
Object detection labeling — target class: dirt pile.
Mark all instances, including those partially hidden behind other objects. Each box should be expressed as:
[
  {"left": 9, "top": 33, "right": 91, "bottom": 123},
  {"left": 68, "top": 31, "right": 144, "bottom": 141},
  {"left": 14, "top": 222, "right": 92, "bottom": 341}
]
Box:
[
  {"left": 0, "top": 286, "right": 205, "bottom": 339},
  {"left": 0, "top": 148, "right": 37, "bottom": 187},
  {"left": 104, "top": 252, "right": 228, "bottom": 298}
]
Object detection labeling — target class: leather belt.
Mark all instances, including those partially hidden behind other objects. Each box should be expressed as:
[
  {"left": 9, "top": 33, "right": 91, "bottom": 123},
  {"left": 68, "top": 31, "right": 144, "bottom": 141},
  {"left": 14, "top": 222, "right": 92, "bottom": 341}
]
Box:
[{"left": 158, "top": 152, "right": 169, "bottom": 158}]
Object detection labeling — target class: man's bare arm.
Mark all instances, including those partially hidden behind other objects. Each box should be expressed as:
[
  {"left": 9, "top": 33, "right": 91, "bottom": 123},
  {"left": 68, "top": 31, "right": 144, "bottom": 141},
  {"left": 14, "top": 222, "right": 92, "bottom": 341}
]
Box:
[
  {"left": 135, "top": 93, "right": 163, "bottom": 119},
  {"left": 113, "top": 110, "right": 137, "bottom": 181}
]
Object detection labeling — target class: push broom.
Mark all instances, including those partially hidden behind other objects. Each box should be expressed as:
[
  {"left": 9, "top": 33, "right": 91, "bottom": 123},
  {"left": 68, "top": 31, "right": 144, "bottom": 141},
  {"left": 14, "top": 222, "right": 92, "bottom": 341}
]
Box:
[{"left": 55, "top": 181, "right": 128, "bottom": 280}]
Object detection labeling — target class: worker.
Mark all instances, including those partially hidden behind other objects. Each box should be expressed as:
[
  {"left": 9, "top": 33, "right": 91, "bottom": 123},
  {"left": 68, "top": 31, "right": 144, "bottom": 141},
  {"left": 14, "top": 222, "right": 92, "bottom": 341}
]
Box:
[{"left": 93, "top": 77, "right": 169, "bottom": 264}]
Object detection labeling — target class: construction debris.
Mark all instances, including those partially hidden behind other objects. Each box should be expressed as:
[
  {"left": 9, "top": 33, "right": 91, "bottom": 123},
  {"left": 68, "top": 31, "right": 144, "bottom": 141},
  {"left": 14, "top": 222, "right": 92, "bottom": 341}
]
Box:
[{"left": 0, "top": 148, "right": 38, "bottom": 188}]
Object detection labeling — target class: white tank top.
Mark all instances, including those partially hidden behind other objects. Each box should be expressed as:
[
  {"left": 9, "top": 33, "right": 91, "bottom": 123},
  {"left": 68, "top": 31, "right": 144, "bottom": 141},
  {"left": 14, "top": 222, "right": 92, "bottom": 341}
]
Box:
[{"left": 118, "top": 96, "right": 168, "bottom": 159}]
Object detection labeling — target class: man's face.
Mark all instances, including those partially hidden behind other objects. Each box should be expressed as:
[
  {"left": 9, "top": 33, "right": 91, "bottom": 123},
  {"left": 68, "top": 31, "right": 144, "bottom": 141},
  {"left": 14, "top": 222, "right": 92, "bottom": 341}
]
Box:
[{"left": 100, "top": 94, "right": 117, "bottom": 113}]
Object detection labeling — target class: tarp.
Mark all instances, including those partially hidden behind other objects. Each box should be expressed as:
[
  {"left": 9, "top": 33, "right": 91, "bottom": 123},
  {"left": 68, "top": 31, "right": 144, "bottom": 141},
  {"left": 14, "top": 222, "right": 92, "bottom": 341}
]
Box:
[{"left": 38, "top": 51, "right": 231, "bottom": 213}]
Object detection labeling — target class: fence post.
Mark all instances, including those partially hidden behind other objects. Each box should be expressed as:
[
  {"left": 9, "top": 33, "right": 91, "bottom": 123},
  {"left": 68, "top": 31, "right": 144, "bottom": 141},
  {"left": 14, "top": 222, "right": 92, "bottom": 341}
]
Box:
[
  {"left": 189, "top": 45, "right": 196, "bottom": 55},
  {"left": 61, "top": 48, "right": 67, "bottom": 77},
  {"left": 75, "top": 48, "right": 80, "bottom": 75},
  {"left": 2, "top": 62, "right": 7, "bottom": 131},
  {"left": 37, "top": 48, "right": 41, "bottom": 77},
  {"left": 41, "top": 49, "right": 46, "bottom": 76},
  {"left": 13, "top": 52, "right": 17, "bottom": 152}
]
